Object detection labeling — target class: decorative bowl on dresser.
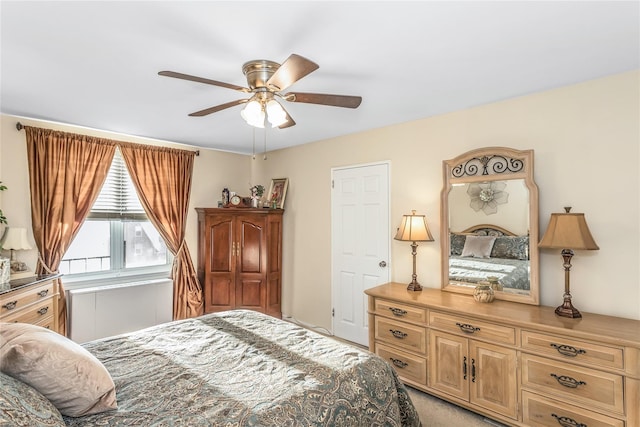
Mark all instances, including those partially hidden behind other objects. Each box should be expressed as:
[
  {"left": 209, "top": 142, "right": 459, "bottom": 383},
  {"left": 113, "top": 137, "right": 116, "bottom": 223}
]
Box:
[
  {"left": 366, "top": 283, "right": 640, "bottom": 427},
  {"left": 0, "top": 274, "right": 62, "bottom": 334}
]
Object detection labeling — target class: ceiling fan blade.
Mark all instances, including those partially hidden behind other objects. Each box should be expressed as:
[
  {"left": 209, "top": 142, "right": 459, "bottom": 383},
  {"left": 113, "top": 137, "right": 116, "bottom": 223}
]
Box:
[
  {"left": 284, "top": 92, "right": 362, "bottom": 109},
  {"left": 159, "top": 71, "right": 249, "bottom": 92},
  {"left": 266, "top": 54, "right": 319, "bottom": 92},
  {"left": 277, "top": 109, "right": 296, "bottom": 129},
  {"left": 189, "top": 99, "right": 248, "bottom": 117}
]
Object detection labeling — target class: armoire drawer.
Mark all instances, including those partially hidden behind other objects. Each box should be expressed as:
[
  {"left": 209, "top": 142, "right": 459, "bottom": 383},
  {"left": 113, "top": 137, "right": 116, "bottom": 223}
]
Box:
[
  {"left": 522, "top": 390, "right": 624, "bottom": 427},
  {"left": 429, "top": 310, "right": 515, "bottom": 345},
  {"left": 521, "top": 354, "right": 624, "bottom": 414},
  {"left": 374, "top": 316, "right": 427, "bottom": 354},
  {"left": 374, "top": 298, "right": 427, "bottom": 324},
  {"left": 522, "top": 330, "right": 624, "bottom": 370},
  {"left": 375, "top": 342, "right": 427, "bottom": 385}
]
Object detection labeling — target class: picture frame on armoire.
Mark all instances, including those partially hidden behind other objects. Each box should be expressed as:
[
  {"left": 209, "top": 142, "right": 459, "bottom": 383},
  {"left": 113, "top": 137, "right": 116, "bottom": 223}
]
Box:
[{"left": 267, "top": 178, "right": 288, "bottom": 209}]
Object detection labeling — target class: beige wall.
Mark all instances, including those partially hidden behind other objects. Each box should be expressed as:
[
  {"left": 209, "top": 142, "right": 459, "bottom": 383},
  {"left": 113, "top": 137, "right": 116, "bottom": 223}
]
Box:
[
  {"left": 253, "top": 70, "right": 640, "bottom": 327},
  {"left": 1, "top": 70, "right": 638, "bottom": 331}
]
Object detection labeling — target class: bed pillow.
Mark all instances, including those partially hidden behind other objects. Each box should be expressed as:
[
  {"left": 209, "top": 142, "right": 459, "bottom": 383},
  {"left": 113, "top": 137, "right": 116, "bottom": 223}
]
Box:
[
  {"left": 491, "top": 235, "right": 529, "bottom": 260},
  {"left": 450, "top": 233, "right": 467, "bottom": 256},
  {"left": 461, "top": 235, "right": 496, "bottom": 258},
  {"left": 0, "top": 371, "right": 65, "bottom": 426},
  {"left": 0, "top": 323, "right": 117, "bottom": 417}
]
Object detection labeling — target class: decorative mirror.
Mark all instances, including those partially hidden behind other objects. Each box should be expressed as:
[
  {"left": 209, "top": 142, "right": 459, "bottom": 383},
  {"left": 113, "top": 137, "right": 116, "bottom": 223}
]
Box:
[{"left": 441, "top": 147, "right": 539, "bottom": 305}]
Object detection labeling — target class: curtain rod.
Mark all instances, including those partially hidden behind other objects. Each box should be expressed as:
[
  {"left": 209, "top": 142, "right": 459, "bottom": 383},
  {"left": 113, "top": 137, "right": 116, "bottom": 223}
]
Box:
[{"left": 15, "top": 122, "right": 200, "bottom": 156}]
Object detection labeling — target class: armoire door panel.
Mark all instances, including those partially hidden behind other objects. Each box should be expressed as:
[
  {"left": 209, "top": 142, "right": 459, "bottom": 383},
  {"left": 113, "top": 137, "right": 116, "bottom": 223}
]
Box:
[
  {"left": 239, "top": 220, "right": 264, "bottom": 273},
  {"left": 209, "top": 219, "right": 233, "bottom": 273},
  {"left": 236, "top": 278, "right": 264, "bottom": 308},
  {"left": 204, "top": 276, "right": 234, "bottom": 312}
]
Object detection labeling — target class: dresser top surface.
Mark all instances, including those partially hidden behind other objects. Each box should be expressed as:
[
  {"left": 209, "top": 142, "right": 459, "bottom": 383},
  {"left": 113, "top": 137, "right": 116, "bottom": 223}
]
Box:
[
  {"left": 0, "top": 273, "right": 62, "bottom": 295},
  {"left": 366, "top": 282, "right": 640, "bottom": 347}
]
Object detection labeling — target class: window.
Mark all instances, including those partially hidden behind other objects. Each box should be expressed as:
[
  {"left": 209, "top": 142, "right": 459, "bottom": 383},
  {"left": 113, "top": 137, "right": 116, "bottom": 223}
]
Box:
[{"left": 60, "top": 149, "right": 170, "bottom": 277}]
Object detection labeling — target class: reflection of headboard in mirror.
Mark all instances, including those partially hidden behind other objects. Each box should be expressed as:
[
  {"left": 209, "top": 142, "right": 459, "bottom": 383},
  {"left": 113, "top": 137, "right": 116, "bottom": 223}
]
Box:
[{"left": 441, "top": 147, "right": 539, "bottom": 305}]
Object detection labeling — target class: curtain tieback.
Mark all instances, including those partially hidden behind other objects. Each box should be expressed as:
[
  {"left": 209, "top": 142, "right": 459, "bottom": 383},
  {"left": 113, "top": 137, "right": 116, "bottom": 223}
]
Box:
[{"left": 37, "top": 252, "right": 57, "bottom": 274}]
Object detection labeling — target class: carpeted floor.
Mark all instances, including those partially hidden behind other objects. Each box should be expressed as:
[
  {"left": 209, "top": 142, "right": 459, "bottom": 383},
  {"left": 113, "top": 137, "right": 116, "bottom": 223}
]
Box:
[{"left": 405, "top": 386, "right": 508, "bottom": 427}]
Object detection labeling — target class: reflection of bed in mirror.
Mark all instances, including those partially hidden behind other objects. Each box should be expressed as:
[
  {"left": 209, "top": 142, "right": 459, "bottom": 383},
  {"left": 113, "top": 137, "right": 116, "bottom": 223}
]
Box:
[{"left": 448, "top": 224, "right": 530, "bottom": 292}]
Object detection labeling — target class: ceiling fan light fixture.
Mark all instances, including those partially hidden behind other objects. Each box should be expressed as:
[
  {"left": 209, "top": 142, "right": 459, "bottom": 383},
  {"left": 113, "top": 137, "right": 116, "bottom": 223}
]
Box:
[
  {"left": 240, "top": 100, "right": 265, "bottom": 128},
  {"left": 266, "top": 100, "right": 287, "bottom": 127}
]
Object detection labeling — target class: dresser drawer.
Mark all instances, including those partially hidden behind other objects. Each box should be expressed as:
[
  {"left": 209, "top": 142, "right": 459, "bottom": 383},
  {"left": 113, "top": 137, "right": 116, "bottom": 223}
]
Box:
[
  {"left": 375, "top": 343, "right": 427, "bottom": 385},
  {"left": 429, "top": 310, "right": 515, "bottom": 345},
  {"left": 521, "top": 354, "right": 624, "bottom": 414},
  {"left": 522, "top": 330, "right": 624, "bottom": 370},
  {"left": 374, "top": 298, "right": 427, "bottom": 324},
  {"left": 522, "top": 391, "right": 624, "bottom": 427},
  {"left": 374, "top": 316, "right": 427, "bottom": 354},
  {"left": 0, "top": 281, "right": 55, "bottom": 318},
  {"left": 1, "top": 298, "right": 55, "bottom": 325}
]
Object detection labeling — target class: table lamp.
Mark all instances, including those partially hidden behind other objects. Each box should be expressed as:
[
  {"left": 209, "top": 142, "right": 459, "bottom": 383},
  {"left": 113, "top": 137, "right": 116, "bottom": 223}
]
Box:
[
  {"left": 394, "top": 210, "right": 434, "bottom": 291},
  {"left": 539, "top": 207, "right": 599, "bottom": 318}
]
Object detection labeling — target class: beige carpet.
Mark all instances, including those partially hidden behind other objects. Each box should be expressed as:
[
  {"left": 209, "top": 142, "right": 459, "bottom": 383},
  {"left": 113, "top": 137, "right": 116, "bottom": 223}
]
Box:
[{"left": 405, "top": 386, "right": 508, "bottom": 427}]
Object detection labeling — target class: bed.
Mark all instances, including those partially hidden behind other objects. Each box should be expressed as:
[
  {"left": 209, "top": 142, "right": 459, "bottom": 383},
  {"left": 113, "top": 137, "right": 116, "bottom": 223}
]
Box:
[
  {"left": 1, "top": 309, "right": 421, "bottom": 427},
  {"left": 448, "top": 224, "right": 530, "bottom": 291}
]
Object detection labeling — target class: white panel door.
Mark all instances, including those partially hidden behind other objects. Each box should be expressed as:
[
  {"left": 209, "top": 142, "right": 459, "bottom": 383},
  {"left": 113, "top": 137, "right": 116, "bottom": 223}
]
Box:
[{"left": 332, "top": 162, "right": 390, "bottom": 346}]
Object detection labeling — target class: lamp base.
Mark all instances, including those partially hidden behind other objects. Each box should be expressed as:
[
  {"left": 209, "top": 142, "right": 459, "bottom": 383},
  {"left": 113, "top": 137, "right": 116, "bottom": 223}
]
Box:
[
  {"left": 555, "top": 294, "right": 582, "bottom": 318},
  {"left": 407, "top": 280, "right": 422, "bottom": 292}
]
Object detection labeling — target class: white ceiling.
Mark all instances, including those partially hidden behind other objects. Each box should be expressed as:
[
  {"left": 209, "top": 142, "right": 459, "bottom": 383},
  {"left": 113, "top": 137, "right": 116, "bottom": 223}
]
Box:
[{"left": 1, "top": 1, "right": 638, "bottom": 155}]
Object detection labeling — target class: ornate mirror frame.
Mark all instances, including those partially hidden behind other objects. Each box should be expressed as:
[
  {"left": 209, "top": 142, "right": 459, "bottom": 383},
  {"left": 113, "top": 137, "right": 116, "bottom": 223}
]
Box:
[{"left": 441, "top": 147, "right": 540, "bottom": 305}]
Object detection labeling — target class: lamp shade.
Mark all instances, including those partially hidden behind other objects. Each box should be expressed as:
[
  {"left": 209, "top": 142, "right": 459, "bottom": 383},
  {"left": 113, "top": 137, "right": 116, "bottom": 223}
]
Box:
[
  {"left": 1, "top": 227, "right": 33, "bottom": 250},
  {"left": 240, "top": 100, "right": 265, "bottom": 128},
  {"left": 539, "top": 208, "right": 599, "bottom": 250},
  {"left": 394, "top": 210, "right": 434, "bottom": 242}
]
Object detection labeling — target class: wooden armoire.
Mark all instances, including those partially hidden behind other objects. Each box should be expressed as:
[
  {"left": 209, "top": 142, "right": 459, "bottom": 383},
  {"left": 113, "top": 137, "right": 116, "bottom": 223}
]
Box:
[{"left": 195, "top": 208, "right": 283, "bottom": 318}]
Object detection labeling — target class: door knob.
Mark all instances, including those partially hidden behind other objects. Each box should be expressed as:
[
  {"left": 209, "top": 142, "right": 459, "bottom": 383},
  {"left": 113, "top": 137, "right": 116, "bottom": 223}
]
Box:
[{"left": 379, "top": 261, "right": 387, "bottom": 267}]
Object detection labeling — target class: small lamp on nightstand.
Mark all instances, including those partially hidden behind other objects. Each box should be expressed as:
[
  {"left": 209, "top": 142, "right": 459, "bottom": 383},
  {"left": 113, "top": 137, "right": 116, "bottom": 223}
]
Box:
[
  {"left": 394, "top": 210, "right": 434, "bottom": 291},
  {"left": 539, "top": 207, "right": 599, "bottom": 318},
  {"left": 1, "top": 227, "right": 33, "bottom": 274}
]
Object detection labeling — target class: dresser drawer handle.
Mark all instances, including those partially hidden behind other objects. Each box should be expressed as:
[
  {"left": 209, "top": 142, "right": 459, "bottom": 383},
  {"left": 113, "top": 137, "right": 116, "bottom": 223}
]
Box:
[
  {"left": 389, "top": 358, "right": 408, "bottom": 369},
  {"left": 550, "top": 343, "right": 586, "bottom": 357},
  {"left": 389, "top": 329, "right": 408, "bottom": 339},
  {"left": 551, "top": 413, "right": 587, "bottom": 427},
  {"left": 37, "top": 289, "right": 49, "bottom": 297},
  {"left": 37, "top": 307, "right": 49, "bottom": 316},
  {"left": 2, "top": 301, "right": 18, "bottom": 310},
  {"left": 456, "top": 322, "right": 480, "bottom": 334},
  {"left": 388, "top": 307, "right": 407, "bottom": 317},
  {"left": 550, "top": 373, "right": 586, "bottom": 389}
]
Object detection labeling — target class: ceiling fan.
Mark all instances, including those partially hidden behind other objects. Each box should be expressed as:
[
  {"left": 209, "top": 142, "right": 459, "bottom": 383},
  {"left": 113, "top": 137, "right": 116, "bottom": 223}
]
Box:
[{"left": 159, "top": 54, "right": 362, "bottom": 129}]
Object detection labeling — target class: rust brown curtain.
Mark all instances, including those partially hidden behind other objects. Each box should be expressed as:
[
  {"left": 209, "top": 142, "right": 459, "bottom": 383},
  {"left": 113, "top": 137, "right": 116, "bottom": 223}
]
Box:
[
  {"left": 25, "top": 126, "right": 117, "bottom": 336},
  {"left": 119, "top": 143, "right": 203, "bottom": 319}
]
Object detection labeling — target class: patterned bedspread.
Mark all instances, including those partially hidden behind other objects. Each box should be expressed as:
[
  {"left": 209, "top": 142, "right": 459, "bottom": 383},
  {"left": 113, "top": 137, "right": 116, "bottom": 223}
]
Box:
[
  {"left": 449, "top": 255, "right": 530, "bottom": 290},
  {"left": 63, "top": 310, "right": 420, "bottom": 426}
]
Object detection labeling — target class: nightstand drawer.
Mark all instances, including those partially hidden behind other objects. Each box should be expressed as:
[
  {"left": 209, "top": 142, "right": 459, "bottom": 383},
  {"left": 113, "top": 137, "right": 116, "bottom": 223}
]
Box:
[
  {"left": 521, "top": 354, "right": 624, "bottom": 414},
  {"left": 1, "top": 298, "right": 55, "bottom": 325},
  {"left": 375, "top": 343, "right": 427, "bottom": 385},
  {"left": 374, "top": 298, "right": 427, "bottom": 324},
  {"left": 522, "top": 391, "right": 624, "bottom": 427},
  {"left": 522, "top": 330, "right": 624, "bottom": 370},
  {"left": 0, "top": 281, "right": 55, "bottom": 317},
  {"left": 429, "top": 310, "right": 515, "bottom": 345},
  {"left": 374, "top": 316, "right": 427, "bottom": 354}
]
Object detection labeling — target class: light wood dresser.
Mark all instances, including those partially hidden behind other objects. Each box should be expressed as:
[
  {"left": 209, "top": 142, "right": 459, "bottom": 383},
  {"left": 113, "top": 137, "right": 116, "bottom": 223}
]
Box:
[
  {"left": 366, "top": 283, "right": 640, "bottom": 427},
  {"left": 0, "top": 274, "right": 61, "bottom": 334}
]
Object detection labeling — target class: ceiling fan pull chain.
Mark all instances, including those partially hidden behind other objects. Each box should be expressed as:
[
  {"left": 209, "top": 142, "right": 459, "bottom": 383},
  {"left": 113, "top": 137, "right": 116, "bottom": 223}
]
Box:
[
  {"left": 252, "top": 127, "right": 256, "bottom": 160},
  {"left": 263, "top": 127, "right": 267, "bottom": 160}
]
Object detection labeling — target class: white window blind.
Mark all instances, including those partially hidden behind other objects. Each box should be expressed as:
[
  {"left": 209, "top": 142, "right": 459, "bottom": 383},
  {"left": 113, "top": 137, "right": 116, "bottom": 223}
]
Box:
[{"left": 91, "top": 148, "right": 146, "bottom": 219}]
